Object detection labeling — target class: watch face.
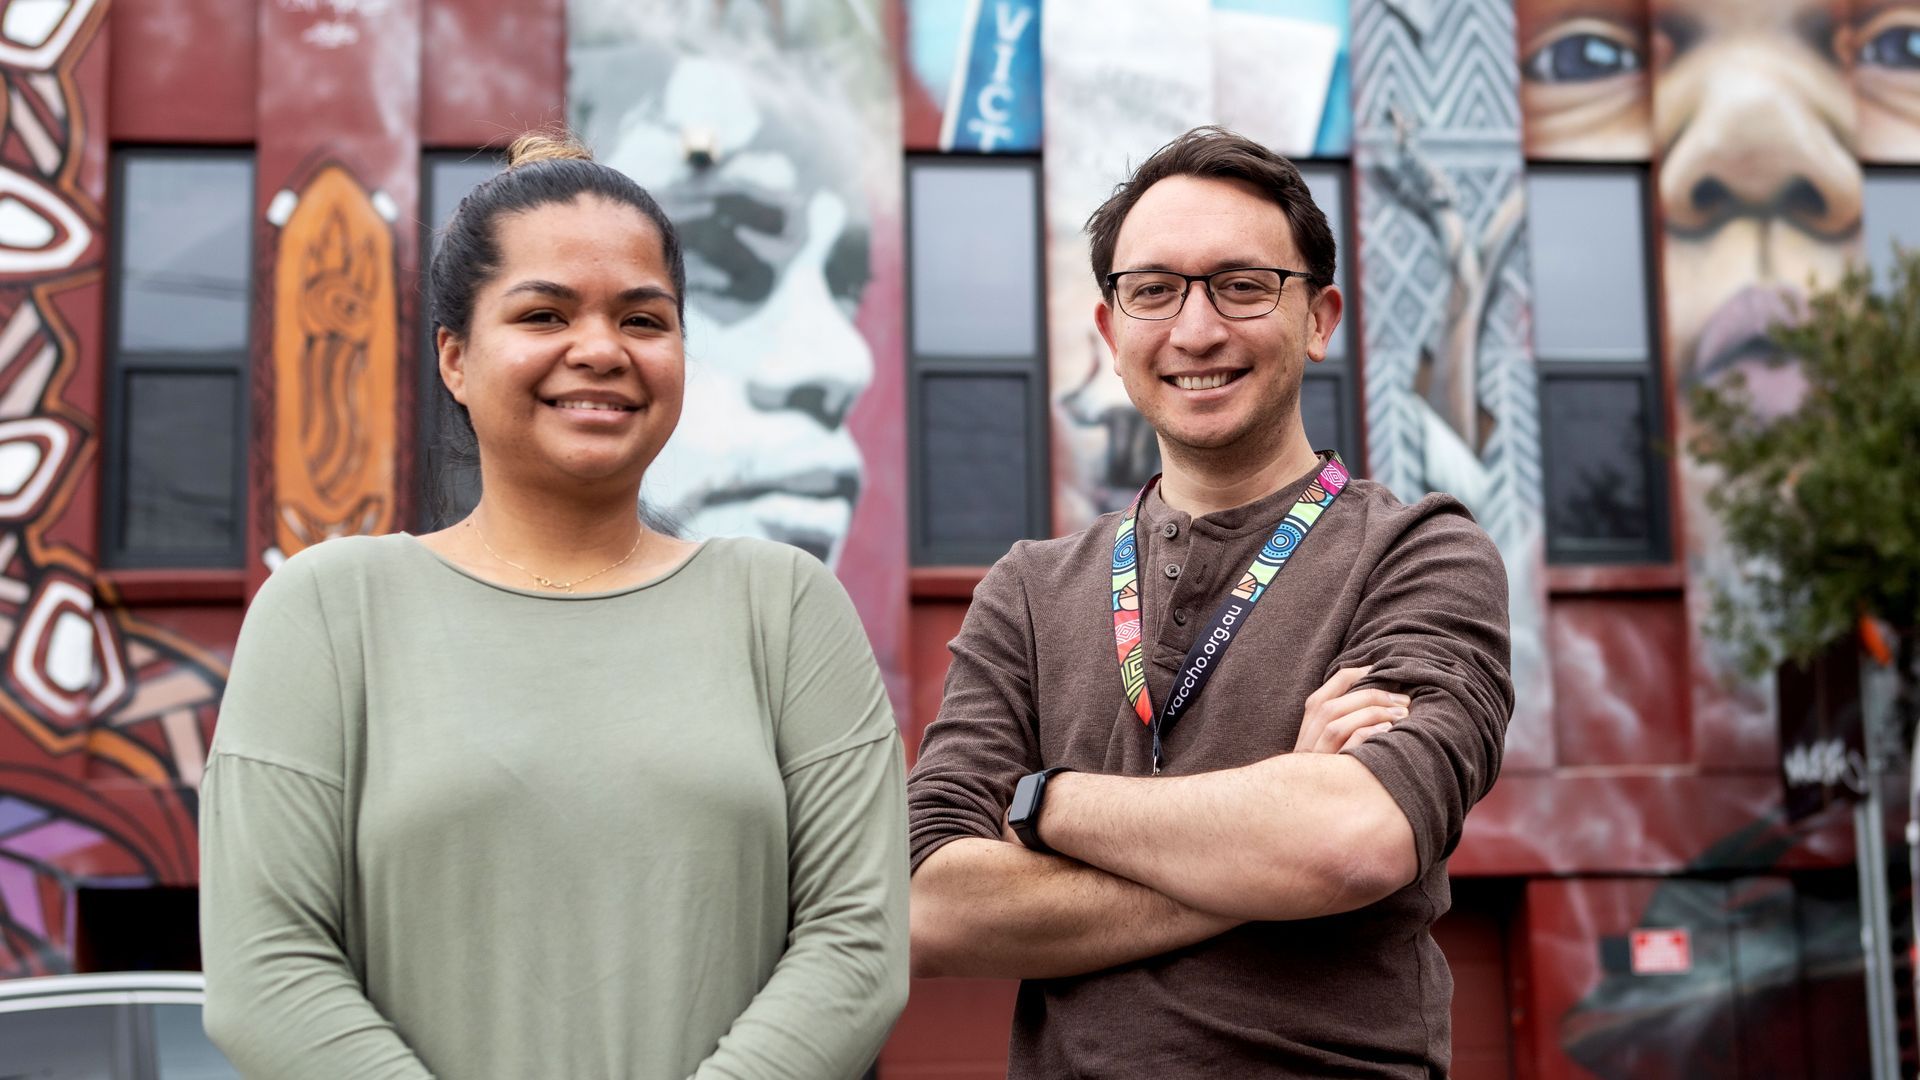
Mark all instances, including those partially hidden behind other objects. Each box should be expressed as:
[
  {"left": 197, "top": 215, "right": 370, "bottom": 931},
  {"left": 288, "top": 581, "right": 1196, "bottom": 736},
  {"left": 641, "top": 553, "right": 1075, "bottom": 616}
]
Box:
[{"left": 1008, "top": 771, "right": 1044, "bottom": 826}]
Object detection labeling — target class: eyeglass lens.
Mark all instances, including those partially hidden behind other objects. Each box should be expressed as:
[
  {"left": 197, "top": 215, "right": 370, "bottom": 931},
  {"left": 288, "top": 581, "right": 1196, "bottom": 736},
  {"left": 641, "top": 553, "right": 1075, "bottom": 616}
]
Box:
[{"left": 1113, "top": 269, "right": 1285, "bottom": 319}]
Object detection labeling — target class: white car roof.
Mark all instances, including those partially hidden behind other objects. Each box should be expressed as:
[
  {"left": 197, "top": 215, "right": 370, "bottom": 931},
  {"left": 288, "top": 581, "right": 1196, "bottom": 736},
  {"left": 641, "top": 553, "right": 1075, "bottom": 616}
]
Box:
[{"left": 0, "top": 970, "right": 205, "bottom": 1012}]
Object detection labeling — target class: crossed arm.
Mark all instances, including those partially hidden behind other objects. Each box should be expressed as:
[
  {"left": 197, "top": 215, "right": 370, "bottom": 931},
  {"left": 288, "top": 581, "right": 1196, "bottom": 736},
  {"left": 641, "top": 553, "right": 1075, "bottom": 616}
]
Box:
[
  {"left": 908, "top": 513, "right": 1512, "bottom": 982},
  {"left": 909, "top": 668, "right": 1419, "bottom": 980}
]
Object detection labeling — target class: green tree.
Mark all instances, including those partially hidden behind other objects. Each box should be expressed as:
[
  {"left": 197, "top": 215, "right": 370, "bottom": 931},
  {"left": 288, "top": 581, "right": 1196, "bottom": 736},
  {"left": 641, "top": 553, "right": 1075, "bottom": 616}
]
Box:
[{"left": 1688, "top": 249, "right": 1920, "bottom": 727}]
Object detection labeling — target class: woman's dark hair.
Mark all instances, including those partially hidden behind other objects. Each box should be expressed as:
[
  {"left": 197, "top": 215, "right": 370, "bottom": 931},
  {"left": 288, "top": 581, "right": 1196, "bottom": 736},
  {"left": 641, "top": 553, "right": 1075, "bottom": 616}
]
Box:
[
  {"left": 429, "top": 131, "right": 687, "bottom": 338},
  {"left": 1084, "top": 126, "right": 1336, "bottom": 298},
  {"left": 425, "top": 131, "right": 687, "bottom": 533}
]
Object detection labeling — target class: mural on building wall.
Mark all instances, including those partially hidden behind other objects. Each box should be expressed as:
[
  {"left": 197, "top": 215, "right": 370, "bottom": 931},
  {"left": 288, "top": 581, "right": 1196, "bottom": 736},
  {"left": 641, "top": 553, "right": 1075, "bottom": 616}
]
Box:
[
  {"left": 905, "top": 0, "right": 1042, "bottom": 153},
  {"left": 1518, "top": 0, "right": 1920, "bottom": 762},
  {"left": 1042, "top": 0, "right": 1211, "bottom": 527},
  {"left": 1507, "top": 3, "right": 1920, "bottom": 1073},
  {"left": 1541, "top": 865, "right": 1872, "bottom": 1079},
  {"left": 1348, "top": 0, "right": 1554, "bottom": 758},
  {"left": 1516, "top": 0, "right": 1652, "bottom": 161},
  {"left": 265, "top": 164, "right": 399, "bottom": 567},
  {"left": 0, "top": 0, "right": 227, "bottom": 976},
  {"left": 1656, "top": 0, "right": 1866, "bottom": 760},
  {"left": 568, "top": 0, "right": 909, "bottom": 703},
  {"left": 256, "top": 0, "right": 419, "bottom": 580},
  {"left": 1043, "top": 0, "right": 1349, "bottom": 530}
]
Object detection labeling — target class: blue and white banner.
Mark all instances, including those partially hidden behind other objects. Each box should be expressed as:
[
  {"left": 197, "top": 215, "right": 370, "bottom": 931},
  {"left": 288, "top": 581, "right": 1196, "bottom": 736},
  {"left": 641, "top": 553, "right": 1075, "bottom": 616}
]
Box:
[{"left": 939, "top": 0, "right": 1043, "bottom": 152}]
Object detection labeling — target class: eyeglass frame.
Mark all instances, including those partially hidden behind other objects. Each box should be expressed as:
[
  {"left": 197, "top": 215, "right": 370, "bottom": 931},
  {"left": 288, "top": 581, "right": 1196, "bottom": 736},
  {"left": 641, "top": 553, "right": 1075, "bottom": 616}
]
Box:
[{"left": 1102, "top": 266, "right": 1314, "bottom": 321}]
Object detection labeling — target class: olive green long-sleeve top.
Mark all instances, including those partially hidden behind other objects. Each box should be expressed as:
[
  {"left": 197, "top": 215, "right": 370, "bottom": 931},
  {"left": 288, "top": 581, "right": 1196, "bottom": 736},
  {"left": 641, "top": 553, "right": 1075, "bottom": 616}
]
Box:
[{"left": 200, "top": 534, "right": 909, "bottom": 1079}]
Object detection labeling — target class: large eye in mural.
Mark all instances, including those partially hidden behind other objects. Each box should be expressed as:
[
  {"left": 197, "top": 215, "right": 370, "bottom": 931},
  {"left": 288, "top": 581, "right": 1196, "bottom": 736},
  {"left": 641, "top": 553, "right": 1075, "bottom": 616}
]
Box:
[
  {"left": 1856, "top": 5, "right": 1920, "bottom": 157},
  {"left": 1516, "top": 3, "right": 1652, "bottom": 159},
  {"left": 823, "top": 222, "right": 871, "bottom": 322},
  {"left": 1858, "top": 14, "right": 1920, "bottom": 67},
  {"left": 1523, "top": 27, "right": 1643, "bottom": 83},
  {"left": 676, "top": 188, "right": 794, "bottom": 322}
]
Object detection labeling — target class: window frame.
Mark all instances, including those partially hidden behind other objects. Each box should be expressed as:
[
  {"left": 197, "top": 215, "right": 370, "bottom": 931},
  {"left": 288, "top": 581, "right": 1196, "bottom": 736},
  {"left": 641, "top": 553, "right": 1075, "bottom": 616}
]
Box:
[
  {"left": 100, "top": 145, "right": 256, "bottom": 572},
  {"left": 904, "top": 151, "right": 1052, "bottom": 567},
  {"left": 1526, "top": 161, "right": 1674, "bottom": 568},
  {"left": 1538, "top": 361, "right": 1673, "bottom": 565}
]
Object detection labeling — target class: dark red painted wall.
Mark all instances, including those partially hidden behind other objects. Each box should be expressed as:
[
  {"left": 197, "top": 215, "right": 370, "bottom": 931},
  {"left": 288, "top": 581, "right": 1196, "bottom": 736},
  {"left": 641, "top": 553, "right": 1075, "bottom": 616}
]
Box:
[
  {"left": 110, "top": 0, "right": 256, "bottom": 143},
  {"left": 420, "top": 0, "right": 565, "bottom": 148}
]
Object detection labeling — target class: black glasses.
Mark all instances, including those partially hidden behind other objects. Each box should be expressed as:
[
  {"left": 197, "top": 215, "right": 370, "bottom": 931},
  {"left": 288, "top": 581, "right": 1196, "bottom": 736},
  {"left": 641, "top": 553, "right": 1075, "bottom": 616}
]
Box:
[{"left": 1104, "top": 267, "right": 1309, "bottom": 320}]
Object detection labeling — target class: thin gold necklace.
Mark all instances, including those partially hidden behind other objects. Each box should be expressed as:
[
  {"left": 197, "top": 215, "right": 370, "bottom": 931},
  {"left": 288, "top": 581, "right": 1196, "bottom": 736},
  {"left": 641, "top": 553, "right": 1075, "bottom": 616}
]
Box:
[{"left": 469, "top": 519, "right": 644, "bottom": 593}]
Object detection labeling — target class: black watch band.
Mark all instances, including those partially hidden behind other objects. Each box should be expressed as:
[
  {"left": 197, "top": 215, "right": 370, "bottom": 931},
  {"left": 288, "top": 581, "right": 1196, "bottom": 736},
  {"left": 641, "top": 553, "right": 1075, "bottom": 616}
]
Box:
[{"left": 1008, "top": 767, "right": 1072, "bottom": 854}]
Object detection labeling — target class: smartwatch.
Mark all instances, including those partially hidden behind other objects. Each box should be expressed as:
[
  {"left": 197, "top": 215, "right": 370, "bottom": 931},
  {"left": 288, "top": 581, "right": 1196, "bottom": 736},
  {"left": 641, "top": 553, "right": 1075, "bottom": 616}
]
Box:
[{"left": 1008, "top": 767, "right": 1072, "bottom": 854}]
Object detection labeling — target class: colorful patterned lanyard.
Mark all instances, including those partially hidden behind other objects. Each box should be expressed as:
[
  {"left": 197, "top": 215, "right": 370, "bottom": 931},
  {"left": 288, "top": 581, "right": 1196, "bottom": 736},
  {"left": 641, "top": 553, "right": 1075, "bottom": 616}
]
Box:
[{"left": 1110, "top": 452, "right": 1350, "bottom": 773}]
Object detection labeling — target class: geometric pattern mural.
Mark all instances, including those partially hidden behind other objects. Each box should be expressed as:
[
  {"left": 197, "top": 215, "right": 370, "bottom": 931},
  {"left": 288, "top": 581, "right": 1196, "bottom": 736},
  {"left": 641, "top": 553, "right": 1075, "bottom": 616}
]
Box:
[
  {"left": 1350, "top": 0, "right": 1553, "bottom": 763},
  {"left": 0, "top": 0, "right": 226, "bottom": 976}
]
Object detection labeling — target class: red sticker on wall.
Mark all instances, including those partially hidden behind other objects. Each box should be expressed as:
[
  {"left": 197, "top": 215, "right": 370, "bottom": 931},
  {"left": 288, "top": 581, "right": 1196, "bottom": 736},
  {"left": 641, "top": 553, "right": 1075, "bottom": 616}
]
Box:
[{"left": 1630, "top": 928, "right": 1692, "bottom": 975}]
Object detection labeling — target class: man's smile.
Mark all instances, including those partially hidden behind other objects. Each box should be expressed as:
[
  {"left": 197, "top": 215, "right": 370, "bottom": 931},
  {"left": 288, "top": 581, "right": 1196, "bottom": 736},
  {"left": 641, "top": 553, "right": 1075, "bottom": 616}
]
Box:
[{"left": 1164, "top": 369, "right": 1250, "bottom": 392}]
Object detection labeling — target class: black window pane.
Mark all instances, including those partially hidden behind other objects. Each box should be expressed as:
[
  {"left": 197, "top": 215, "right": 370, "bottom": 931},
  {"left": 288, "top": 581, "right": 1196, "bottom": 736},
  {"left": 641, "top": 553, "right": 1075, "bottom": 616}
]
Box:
[
  {"left": 0, "top": 1004, "right": 119, "bottom": 1079},
  {"left": 1527, "top": 171, "right": 1650, "bottom": 362},
  {"left": 1543, "top": 374, "right": 1657, "bottom": 559},
  {"left": 920, "top": 374, "right": 1030, "bottom": 555},
  {"left": 1301, "top": 372, "right": 1346, "bottom": 459},
  {"left": 153, "top": 1004, "right": 239, "bottom": 1078},
  {"left": 119, "top": 156, "right": 253, "bottom": 356},
  {"left": 123, "top": 371, "right": 239, "bottom": 555}
]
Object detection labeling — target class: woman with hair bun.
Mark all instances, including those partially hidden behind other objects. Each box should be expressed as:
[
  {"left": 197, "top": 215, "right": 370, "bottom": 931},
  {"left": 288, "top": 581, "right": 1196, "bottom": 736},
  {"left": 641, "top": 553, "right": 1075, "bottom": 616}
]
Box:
[{"left": 199, "top": 132, "right": 908, "bottom": 1078}]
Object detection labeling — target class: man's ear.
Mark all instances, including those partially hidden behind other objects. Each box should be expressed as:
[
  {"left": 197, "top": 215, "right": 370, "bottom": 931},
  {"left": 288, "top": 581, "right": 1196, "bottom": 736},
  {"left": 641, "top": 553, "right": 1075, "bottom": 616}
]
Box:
[
  {"left": 1305, "top": 284, "right": 1344, "bottom": 364},
  {"left": 437, "top": 326, "right": 469, "bottom": 404},
  {"left": 1095, "top": 298, "right": 1120, "bottom": 376}
]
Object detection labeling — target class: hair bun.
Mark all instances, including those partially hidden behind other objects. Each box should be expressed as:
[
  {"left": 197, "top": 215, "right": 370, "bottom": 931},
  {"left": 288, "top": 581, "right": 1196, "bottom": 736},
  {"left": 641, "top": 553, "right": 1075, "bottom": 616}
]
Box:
[{"left": 505, "top": 131, "right": 594, "bottom": 169}]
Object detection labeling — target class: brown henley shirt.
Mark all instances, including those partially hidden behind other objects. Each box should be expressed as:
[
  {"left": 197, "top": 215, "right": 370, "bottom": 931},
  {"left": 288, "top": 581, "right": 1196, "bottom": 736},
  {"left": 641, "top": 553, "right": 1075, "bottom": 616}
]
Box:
[{"left": 907, "top": 459, "right": 1514, "bottom": 1077}]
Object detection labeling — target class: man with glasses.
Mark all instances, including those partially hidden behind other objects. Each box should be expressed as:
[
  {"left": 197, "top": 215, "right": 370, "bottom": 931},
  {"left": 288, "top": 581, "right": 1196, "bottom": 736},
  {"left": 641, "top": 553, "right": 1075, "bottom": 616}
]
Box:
[{"left": 907, "top": 127, "right": 1514, "bottom": 1076}]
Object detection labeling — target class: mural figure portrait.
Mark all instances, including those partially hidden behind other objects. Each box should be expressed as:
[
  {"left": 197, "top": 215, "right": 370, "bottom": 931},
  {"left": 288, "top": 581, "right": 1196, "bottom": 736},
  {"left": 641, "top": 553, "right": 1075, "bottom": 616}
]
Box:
[
  {"left": 1520, "top": 0, "right": 1920, "bottom": 730},
  {"left": 570, "top": 3, "right": 892, "bottom": 567}
]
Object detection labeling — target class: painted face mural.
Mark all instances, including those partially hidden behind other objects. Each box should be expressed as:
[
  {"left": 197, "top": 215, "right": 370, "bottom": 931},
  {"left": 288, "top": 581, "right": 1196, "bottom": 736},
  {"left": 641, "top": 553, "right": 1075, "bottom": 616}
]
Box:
[
  {"left": 570, "top": 18, "right": 884, "bottom": 567},
  {"left": 1512, "top": 3, "right": 1919, "bottom": 1067},
  {"left": 1521, "top": 0, "right": 1920, "bottom": 736}
]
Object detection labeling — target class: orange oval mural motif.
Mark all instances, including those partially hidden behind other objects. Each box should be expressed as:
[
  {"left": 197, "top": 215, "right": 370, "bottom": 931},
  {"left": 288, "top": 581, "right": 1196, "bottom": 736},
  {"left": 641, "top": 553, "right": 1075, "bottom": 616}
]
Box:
[{"left": 271, "top": 165, "right": 398, "bottom": 557}]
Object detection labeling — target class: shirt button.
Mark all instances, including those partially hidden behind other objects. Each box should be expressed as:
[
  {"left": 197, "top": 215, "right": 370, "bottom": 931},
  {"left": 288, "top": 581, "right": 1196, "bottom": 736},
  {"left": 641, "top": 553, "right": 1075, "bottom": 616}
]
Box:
[
  {"left": 1164, "top": 563, "right": 1180, "bottom": 580},
  {"left": 1162, "top": 522, "right": 1179, "bottom": 539},
  {"left": 1173, "top": 608, "right": 1188, "bottom": 625}
]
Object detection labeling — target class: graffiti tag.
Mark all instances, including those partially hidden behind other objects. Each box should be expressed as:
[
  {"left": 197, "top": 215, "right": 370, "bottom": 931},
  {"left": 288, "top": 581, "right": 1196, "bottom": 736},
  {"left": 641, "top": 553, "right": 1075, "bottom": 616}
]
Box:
[{"left": 1780, "top": 737, "right": 1868, "bottom": 796}]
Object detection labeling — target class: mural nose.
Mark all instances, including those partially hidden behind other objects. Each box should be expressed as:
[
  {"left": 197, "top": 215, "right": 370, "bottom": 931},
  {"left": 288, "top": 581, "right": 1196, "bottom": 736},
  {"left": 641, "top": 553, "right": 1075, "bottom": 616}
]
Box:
[{"left": 1661, "top": 74, "right": 1861, "bottom": 238}]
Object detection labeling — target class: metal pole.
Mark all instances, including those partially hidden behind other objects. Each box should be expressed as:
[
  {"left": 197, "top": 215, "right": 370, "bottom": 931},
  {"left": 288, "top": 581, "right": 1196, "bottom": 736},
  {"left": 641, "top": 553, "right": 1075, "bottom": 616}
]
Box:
[
  {"left": 1856, "top": 799, "right": 1899, "bottom": 1080},
  {"left": 1858, "top": 659, "right": 1901, "bottom": 1080},
  {"left": 1910, "top": 706, "right": 1920, "bottom": 1050}
]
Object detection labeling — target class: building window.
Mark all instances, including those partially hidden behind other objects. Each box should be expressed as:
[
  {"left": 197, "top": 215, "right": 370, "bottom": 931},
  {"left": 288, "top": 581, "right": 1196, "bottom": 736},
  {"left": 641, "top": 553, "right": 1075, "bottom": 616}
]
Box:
[
  {"left": 103, "top": 150, "right": 254, "bottom": 568},
  {"left": 417, "top": 152, "right": 501, "bottom": 531},
  {"left": 1298, "top": 163, "right": 1360, "bottom": 466},
  {"left": 1527, "top": 166, "right": 1670, "bottom": 564},
  {"left": 1864, "top": 168, "right": 1920, "bottom": 289},
  {"left": 906, "top": 154, "right": 1049, "bottom": 564}
]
